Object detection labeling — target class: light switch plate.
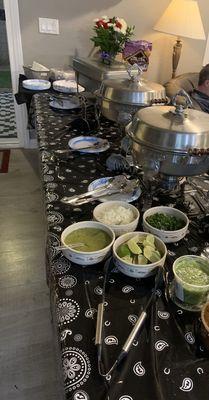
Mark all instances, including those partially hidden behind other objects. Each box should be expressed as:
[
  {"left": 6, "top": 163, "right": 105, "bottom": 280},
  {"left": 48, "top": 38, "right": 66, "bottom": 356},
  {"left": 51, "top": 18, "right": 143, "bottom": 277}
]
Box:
[{"left": 39, "top": 18, "right": 59, "bottom": 35}]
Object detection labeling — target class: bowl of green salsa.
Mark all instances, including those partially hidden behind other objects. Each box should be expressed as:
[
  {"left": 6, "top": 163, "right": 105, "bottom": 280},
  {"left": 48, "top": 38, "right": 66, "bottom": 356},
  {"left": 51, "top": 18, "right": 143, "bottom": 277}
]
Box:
[
  {"left": 61, "top": 221, "right": 115, "bottom": 265},
  {"left": 143, "top": 206, "right": 189, "bottom": 243},
  {"left": 173, "top": 255, "right": 209, "bottom": 308}
]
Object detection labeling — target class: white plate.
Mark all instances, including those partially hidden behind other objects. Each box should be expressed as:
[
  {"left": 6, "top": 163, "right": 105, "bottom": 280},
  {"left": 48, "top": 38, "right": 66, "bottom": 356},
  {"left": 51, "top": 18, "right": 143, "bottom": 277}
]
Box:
[
  {"left": 49, "top": 100, "right": 80, "bottom": 110},
  {"left": 88, "top": 176, "right": 141, "bottom": 203},
  {"left": 68, "top": 136, "right": 110, "bottom": 154},
  {"left": 22, "top": 79, "right": 51, "bottom": 91},
  {"left": 53, "top": 80, "right": 84, "bottom": 93}
]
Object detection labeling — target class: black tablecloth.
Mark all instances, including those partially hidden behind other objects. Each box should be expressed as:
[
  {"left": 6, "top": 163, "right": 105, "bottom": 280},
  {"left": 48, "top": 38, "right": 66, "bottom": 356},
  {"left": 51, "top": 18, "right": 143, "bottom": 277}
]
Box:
[
  {"left": 34, "top": 93, "right": 209, "bottom": 400},
  {"left": 15, "top": 74, "right": 52, "bottom": 109}
]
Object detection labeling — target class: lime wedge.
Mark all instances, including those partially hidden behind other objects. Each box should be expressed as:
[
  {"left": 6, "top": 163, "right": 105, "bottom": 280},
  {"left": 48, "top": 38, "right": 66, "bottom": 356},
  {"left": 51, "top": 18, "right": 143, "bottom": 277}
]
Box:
[
  {"left": 147, "top": 233, "right": 155, "bottom": 243},
  {"left": 145, "top": 234, "right": 155, "bottom": 245},
  {"left": 143, "top": 245, "right": 156, "bottom": 262},
  {"left": 132, "top": 234, "right": 145, "bottom": 244},
  {"left": 117, "top": 244, "right": 131, "bottom": 258},
  {"left": 127, "top": 238, "right": 142, "bottom": 254},
  {"left": 144, "top": 246, "right": 161, "bottom": 263},
  {"left": 143, "top": 240, "right": 155, "bottom": 250},
  {"left": 121, "top": 255, "right": 133, "bottom": 263},
  {"left": 155, "top": 250, "right": 161, "bottom": 258},
  {"left": 149, "top": 251, "right": 161, "bottom": 263},
  {"left": 137, "top": 255, "right": 148, "bottom": 265},
  {"left": 133, "top": 254, "right": 139, "bottom": 264}
]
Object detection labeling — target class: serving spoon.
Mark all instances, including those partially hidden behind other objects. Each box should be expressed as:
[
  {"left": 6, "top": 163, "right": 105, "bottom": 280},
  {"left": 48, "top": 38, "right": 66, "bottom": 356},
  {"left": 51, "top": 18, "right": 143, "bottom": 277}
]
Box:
[{"left": 55, "top": 242, "right": 85, "bottom": 251}]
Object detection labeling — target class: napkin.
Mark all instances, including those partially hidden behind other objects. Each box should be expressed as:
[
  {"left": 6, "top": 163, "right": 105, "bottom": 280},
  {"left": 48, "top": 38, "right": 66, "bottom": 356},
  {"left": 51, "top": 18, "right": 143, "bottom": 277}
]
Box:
[{"left": 32, "top": 61, "right": 49, "bottom": 71}]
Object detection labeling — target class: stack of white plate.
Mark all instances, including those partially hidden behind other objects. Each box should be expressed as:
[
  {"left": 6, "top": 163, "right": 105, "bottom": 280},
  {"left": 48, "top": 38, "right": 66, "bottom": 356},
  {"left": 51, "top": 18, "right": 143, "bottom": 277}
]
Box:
[
  {"left": 50, "top": 97, "right": 80, "bottom": 110},
  {"left": 22, "top": 79, "right": 51, "bottom": 91},
  {"left": 52, "top": 79, "right": 84, "bottom": 93}
]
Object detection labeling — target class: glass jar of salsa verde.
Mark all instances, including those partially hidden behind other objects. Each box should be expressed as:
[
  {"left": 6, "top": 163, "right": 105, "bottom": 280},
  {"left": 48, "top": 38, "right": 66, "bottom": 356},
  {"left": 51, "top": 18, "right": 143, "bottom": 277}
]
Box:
[{"left": 173, "top": 255, "right": 209, "bottom": 311}]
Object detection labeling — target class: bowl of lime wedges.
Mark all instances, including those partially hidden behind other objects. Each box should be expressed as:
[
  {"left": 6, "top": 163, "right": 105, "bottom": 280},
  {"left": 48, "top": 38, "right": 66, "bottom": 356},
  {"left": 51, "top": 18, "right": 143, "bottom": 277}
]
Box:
[{"left": 113, "top": 232, "right": 167, "bottom": 278}]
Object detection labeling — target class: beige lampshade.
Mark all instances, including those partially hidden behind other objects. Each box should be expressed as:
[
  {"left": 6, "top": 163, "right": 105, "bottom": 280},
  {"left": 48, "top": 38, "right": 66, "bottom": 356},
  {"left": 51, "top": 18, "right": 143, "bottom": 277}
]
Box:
[{"left": 154, "top": 0, "right": 205, "bottom": 40}]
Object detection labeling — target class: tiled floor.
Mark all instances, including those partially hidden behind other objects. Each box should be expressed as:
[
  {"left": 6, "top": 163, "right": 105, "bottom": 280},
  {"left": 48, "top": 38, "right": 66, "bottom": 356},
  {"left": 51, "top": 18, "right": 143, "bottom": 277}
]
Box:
[
  {"left": 0, "top": 149, "right": 63, "bottom": 400},
  {"left": 0, "top": 90, "right": 17, "bottom": 139}
]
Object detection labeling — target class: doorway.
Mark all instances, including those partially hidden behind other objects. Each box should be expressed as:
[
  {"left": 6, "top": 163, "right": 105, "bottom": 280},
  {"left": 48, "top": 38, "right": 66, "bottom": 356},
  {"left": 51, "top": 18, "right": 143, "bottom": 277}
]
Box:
[
  {"left": 0, "top": 0, "right": 18, "bottom": 142},
  {"left": 0, "top": 0, "right": 28, "bottom": 148}
]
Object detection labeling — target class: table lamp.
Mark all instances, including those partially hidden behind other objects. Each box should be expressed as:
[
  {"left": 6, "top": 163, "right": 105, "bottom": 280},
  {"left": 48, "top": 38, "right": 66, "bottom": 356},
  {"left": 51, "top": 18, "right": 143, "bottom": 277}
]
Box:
[{"left": 153, "top": 0, "right": 205, "bottom": 78}]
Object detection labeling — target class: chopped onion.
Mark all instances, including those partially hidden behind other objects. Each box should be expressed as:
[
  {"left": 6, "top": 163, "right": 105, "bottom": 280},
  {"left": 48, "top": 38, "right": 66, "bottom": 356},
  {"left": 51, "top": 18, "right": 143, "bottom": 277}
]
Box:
[{"left": 99, "top": 206, "right": 134, "bottom": 225}]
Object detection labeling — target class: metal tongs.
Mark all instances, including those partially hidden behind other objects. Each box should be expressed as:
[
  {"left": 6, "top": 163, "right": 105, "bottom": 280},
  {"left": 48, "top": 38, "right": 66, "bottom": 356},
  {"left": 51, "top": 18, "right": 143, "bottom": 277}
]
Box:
[
  {"left": 61, "top": 176, "right": 139, "bottom": 206},
  {"left": 95, "top": 264, "right": 164, "bottom": 379}
]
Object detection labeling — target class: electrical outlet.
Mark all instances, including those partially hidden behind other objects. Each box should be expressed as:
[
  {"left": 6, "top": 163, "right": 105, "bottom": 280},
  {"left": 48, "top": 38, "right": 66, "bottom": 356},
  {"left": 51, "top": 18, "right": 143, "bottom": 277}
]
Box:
[{"left": 39, "top": 18, "right": 59, "bottom": 35}]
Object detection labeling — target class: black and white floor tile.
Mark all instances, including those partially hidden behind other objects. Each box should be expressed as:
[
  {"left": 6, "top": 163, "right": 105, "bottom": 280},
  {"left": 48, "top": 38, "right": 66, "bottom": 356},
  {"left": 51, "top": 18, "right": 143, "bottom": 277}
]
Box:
[{"left": 0, "top": 90, "right": 17, "bottom": 138}]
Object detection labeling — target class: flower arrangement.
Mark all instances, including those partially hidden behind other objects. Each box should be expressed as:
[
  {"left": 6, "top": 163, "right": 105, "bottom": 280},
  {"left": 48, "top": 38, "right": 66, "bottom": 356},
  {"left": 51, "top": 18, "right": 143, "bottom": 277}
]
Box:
[{"left": 91, "top": 16, "right": 134, "bottom": 63}]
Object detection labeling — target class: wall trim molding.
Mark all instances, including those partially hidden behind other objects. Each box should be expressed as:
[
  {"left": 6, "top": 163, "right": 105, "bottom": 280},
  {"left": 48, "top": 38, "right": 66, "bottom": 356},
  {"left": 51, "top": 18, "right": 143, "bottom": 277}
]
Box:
[{"left": 3, "top": 0, "right": 29, "bottom": 148}]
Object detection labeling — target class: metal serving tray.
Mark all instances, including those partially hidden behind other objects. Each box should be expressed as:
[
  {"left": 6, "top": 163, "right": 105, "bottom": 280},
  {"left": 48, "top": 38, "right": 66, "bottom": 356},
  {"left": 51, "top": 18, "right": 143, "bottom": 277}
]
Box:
[{"left": 73, "top": 57, "right": 137, "bottom": 92}]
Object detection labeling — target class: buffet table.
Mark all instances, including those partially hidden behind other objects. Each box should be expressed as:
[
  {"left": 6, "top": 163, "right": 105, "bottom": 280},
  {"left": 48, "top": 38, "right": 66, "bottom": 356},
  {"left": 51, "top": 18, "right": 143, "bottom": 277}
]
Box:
[{"left": 34, "top": 93, "right": 209, "bottom": 400}]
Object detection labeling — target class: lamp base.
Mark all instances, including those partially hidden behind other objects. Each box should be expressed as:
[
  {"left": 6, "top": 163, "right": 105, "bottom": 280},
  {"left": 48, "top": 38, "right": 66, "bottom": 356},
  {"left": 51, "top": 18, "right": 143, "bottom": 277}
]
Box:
[{"left": 172, "top": 38, "right": 182, "bottom": 79}]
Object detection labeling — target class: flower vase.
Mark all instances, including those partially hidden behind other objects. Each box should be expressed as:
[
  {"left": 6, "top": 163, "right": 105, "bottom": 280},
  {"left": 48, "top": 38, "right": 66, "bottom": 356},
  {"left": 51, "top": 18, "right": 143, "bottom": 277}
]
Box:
[{"left": 100, "top": 51, "right": 116, "bottom": 65}]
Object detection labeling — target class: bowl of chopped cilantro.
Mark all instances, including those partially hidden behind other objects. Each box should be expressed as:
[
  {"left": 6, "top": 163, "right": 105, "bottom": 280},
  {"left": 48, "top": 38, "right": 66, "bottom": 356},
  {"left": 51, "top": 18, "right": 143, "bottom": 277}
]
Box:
[{"left": 143, "top": 206, "right": 189, "bottom": 243}]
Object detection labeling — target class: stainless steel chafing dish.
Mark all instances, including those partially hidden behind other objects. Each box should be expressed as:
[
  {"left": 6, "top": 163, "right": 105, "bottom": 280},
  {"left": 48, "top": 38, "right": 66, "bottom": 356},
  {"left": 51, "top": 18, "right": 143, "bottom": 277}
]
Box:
[
  {"left": 96, "top": 75, "right": 166, "bottom": 124},
  {"left": 126, "top": 90, "right": 209, "bottom": 180},
  {"left": 73, "top": 57, "right": 138, "bottom": 92}
]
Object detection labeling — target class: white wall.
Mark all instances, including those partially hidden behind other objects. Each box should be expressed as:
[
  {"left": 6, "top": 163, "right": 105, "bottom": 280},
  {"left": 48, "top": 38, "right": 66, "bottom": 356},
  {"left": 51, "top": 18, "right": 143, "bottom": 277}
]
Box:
[{"left": 18, "top": 0, "right": 209, "bottom": 84}]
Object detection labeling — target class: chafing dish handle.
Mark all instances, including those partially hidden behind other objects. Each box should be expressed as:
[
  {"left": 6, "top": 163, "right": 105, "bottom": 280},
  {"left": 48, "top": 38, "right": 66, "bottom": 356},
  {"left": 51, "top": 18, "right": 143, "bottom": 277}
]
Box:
[{"left": 188, "top": 148, "right": 209, "bottom": 155}]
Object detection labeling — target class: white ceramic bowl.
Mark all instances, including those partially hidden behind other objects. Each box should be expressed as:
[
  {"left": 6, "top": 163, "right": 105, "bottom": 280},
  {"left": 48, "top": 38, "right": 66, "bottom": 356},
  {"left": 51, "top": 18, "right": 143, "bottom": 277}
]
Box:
[
  {"left": 143, "top": 206, "right": 189, "bottom": 243},
  {"left": 61, "top": 221, "right": 115, "bottom": 265},
  {"left": 93, "top": 201, "right": 140, "bottom": 237},
  {"left": 113, "top": 231, "right": 167, "bottom": 278}
]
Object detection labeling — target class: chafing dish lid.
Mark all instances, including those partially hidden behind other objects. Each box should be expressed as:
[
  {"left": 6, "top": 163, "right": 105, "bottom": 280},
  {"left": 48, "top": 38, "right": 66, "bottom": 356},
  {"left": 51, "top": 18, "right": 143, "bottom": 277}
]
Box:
[
  {"left": 126, "top": 105, "right": 209, "bottom": 152},
  {"left": 100, "top": 78, "right": 165, "bottom": 106}
]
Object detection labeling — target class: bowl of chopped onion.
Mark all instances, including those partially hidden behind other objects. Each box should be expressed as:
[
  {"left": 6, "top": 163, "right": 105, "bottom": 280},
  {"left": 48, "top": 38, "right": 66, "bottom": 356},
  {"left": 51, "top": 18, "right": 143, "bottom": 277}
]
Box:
[
  {"left": 143, "top": 206, "right": 189, "bottom": 243},
  {"left": 93, "top": 201, "right": 139, "bottom": 237}
]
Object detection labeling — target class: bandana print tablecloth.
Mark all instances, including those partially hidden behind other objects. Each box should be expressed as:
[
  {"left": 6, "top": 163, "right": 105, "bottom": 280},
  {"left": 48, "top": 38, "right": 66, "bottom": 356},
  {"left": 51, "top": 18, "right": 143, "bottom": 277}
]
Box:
[{"left": 34, "top": 94, "right": 209, "bottom": 400}]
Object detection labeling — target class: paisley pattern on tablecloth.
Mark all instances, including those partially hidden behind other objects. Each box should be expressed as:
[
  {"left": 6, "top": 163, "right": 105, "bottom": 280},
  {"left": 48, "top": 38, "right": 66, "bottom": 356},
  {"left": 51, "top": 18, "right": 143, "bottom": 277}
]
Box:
[
  {"left": 62, "top": 347, "right": 91, "bottom": 392},
  {"left": 59, "top": 275, "right": 77, "bottom": 288},
  {"left": 34, "top": 94, "right": 209, "bottom": 400},
  {"left": 57, "top": 299, "right": 80, "bottom": 325},
  {"left": 51, "top": 257, "right": 71, "bottom": 275}
]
